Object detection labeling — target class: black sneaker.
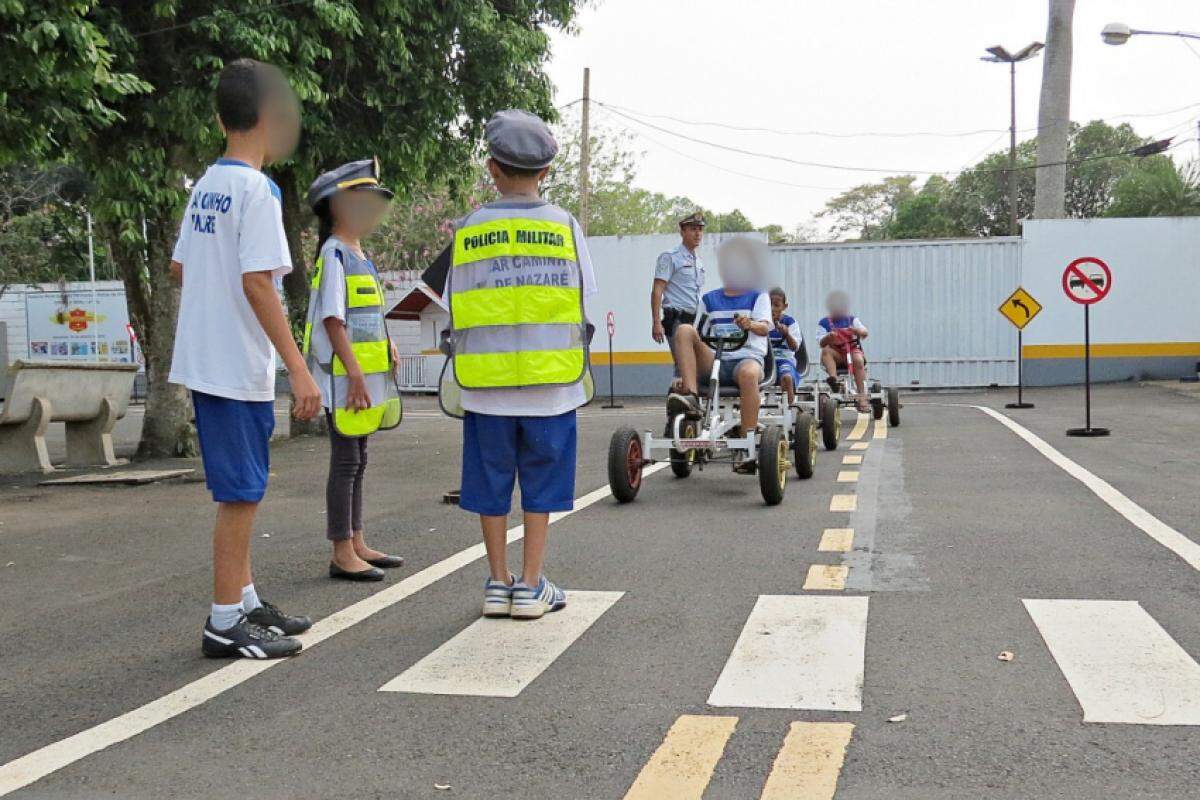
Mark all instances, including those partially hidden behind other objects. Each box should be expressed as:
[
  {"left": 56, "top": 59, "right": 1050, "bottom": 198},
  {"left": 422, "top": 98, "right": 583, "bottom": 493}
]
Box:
[
  {"left": 246, "top": 600, "right": 313, "bottom": 636},
  {"left": 202, "top": 616, "right": 302, "bottom": 659},
  {"left": 667, "top": 391, "right": 702, "bottom": 419}
]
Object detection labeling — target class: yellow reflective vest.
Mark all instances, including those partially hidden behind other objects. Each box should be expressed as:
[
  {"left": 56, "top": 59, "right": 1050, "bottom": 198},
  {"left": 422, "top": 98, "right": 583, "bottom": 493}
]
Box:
[{"left": 448, "top": 207, "right": 588, "bottom": 390}]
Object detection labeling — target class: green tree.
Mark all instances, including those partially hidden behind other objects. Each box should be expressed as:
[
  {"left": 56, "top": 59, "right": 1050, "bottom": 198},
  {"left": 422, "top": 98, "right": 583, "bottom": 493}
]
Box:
[
  {"left": 1106, "top": 158, "right": 1200, "bottom": 218},
  {"left": 886, "top": 175, "right": 964, "bottom": 239},
  {"left": 1, "top": 1, "right": 583, "bottom": 456},
  {"left": 817, "top": 175, "right": 916, "bottom": 240}
]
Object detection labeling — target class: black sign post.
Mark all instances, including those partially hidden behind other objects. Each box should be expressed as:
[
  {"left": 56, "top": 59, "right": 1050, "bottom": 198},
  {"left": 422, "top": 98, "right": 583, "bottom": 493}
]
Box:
[
  {"left": 1006, "top": 329, "right": 1034, "bottom": 409},
  {"left": 603, "top": 311, "right": 622, "bottom": 409},
  {"left": 998, "top": 287, "right": 1041, "bottom": 409},
  {"left": 1062, "top": 257, "right": 1111, "bottom": 437}
]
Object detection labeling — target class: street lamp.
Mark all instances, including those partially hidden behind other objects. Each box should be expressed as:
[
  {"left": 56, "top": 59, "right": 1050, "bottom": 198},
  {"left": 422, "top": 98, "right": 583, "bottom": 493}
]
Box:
[
  {"left": 982, "top": 42, "right": 1045, "bottom": 236},
  {"left": 1102, "top": 22, "right": 1200, "bottom": 46}
]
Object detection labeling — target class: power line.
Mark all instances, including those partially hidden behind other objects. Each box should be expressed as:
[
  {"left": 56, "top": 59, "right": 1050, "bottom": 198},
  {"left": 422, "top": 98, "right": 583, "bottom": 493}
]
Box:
[
  {"left": 131, "top": 0, "right": 319, "bottom": 38},
  {"left": 598, "top": 98, "right": 1200, "bottom": 140}
]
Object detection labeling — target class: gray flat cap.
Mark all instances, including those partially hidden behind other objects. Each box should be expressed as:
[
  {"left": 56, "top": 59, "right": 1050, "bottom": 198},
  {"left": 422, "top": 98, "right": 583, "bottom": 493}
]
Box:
[
  {"left": 486, "top": 109, "right": 558, "bottom": 170},
  {"left": 307, "top": 156, "right": 394, "bottom": 210}
]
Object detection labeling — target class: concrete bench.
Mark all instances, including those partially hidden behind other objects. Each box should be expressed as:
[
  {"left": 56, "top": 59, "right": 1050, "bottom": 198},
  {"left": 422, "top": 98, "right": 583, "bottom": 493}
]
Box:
[{"left": 0, "top": 360, "right": 139, "bottom": 473}]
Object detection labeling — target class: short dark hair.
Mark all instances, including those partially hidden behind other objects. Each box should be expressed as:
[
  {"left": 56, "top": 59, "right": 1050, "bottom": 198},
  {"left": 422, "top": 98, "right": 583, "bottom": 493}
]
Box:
[
  {"left": 216, "top": 58, "right": 284, "bottom": 132},
  {"left": 769, "top": 286, "right": 787, "bottom": 302},
  {"left": 492, "top": 159, "right": 545, "bottom": 180}
]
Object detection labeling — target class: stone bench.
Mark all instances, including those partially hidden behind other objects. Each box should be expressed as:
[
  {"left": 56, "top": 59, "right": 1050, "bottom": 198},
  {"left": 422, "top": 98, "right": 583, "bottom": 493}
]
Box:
[{"left": 0, "top": 360, "right": 139, "bottom": 473}]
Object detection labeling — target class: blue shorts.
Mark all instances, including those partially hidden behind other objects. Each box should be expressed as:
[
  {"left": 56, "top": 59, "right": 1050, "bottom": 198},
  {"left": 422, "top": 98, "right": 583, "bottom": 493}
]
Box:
[
  {"left": 192, "top": 391, "right": 275, "bottom": 503},
  {"left": 718, "top": 357, "right": 763, "bottom": 386},
  {"left": 775, "top": 360, "right": 799, "bottom": 385},
  {"left": 460, "top": 410, "right": 577, "bottom": 516}
]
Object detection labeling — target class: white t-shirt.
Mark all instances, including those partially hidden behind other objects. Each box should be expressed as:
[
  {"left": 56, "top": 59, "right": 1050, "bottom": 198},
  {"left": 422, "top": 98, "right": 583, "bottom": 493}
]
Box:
[
  {"left": 169, "top": 159, "right": 292, "bottom": 401},
  {"left": 457, "top": 202, "right": 597, "bottom": 417}
]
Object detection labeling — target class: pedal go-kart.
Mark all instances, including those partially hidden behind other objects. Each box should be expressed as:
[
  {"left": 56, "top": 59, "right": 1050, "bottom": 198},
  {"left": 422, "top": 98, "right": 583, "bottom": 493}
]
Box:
[
  {"left": 608, "top": 327, "right": 816, "bottom": 507},
  {"left": 767, "top": 340, "right": 842, "bottom": 452},
  {"left": 819, "top": 360, "right": 901, "bottom": 427}
]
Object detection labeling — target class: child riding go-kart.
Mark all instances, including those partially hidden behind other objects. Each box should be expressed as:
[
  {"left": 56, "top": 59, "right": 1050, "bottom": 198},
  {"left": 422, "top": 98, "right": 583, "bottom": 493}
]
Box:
[
  {"left": 816, "top": 290, "right": 900, "bottom": 426},
  {"left": 608, "top": 238, "right": 816, "bottom": 506}
]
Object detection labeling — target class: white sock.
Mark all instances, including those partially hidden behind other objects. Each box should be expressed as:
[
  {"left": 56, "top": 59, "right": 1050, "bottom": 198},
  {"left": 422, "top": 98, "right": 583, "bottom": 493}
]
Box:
[
  {"left": 241, "top": 583, "right": 262, "bottom": 613},
  {"left": 210, "top": 602, "right": 243, "bottom": 631}
]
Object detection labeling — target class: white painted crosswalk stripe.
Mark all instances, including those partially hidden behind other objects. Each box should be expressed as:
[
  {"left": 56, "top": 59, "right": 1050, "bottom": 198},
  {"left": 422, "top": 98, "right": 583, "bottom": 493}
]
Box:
[
  {"left": 379, "top": 591, "right": 624, "bottom": 697},
  {"left": 708, "top": 595, "right": 868, "bottom": 711},
  {"left": 1024, "top": 599, "right": 1200, "bottom": 725}
]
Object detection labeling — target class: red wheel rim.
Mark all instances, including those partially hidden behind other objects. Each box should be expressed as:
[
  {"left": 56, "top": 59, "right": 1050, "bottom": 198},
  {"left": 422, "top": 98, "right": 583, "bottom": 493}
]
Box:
[{"left": 627, "top": 437, "right": 643, "bottom": 488}]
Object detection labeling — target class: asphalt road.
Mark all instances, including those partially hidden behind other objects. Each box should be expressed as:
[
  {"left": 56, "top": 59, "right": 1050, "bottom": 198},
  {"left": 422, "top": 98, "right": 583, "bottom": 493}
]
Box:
[{"left": 2, "top": 383, "right": 1200, "bottom": 799}]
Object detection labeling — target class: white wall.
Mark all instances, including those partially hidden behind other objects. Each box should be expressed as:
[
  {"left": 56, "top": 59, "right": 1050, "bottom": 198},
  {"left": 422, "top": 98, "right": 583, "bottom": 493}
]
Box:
[{"left": 1021, "top": 217, "right": 1200, "bottom": 347}]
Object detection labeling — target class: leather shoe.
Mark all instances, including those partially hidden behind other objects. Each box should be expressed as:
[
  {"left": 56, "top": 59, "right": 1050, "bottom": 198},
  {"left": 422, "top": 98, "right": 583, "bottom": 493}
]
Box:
[
  {"left": 329, "top": 562, "right": 385, "bottom": 582},
  {"left": 365, "top": 554, "right": 405, "bottom": 569}
]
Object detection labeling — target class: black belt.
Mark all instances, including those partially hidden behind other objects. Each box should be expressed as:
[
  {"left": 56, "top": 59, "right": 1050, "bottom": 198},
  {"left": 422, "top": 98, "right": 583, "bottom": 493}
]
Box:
[{"left": 662, "top": 307, "right": 696, "bottom": 325}]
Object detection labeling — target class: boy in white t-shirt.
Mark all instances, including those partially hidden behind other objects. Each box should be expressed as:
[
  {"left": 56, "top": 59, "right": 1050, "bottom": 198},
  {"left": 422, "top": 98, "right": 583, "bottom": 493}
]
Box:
[{"left": 169, "top": 59, "right": 321, "bottom": 660}]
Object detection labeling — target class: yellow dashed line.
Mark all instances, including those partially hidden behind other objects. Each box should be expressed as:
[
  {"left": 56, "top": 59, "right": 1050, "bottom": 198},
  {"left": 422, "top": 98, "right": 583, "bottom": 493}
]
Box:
[
  {"left": 830, "top": 494, "right": 857, "bottom": 512},
  {"left": 760, "top": 722, "right": 855, "bottom": 800},
  {"left": 846, "top": 413, "right": 869, "bottom": 441},
  {"left": 849, "top": 442, "right": 869, "bottom": 451},
  {"left": 803, "top": 564, "right": 848, "bottom": 590},
  {"left": 818, "top": 528, "right": 854, "bottom": 552},
  {"left": 841, "top": 455, "right": 863, "bottom": 465},
  {"left": 872, "top": 418, "right": 888, "bottom": 440},
  {"left": 623, "top": 715, "right": 738, "bottom": 800},
  {"left": 836, "top": 470, "right": 859, "bottom": 483}
]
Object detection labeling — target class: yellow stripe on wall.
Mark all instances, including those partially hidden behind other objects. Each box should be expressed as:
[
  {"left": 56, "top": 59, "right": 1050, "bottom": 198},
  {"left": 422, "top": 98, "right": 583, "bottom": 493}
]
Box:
[
  {"left": 591, "top": 351, "right": 676, "bottom": 366},
  {"left": 1024, "top": 342, "right": 1200, "bottom": 359}
]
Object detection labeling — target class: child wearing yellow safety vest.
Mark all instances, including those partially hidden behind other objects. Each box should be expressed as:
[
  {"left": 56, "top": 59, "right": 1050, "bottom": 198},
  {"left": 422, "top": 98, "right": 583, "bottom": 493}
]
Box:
[
  {"left": 445, "top": 110, "right": 598, "bottom": 620},
  {"left": 304, "top": 159, "right": 405, "bottom": 582}
]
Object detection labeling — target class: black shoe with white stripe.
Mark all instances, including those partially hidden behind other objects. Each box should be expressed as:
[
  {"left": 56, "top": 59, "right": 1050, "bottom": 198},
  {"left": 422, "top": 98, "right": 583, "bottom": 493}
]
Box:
[
  {"left": 202, "top": 616, "right": 302, "bottom": 659},
  {"left": 245, "top": 600, "right": 312, "bottom": 636}
]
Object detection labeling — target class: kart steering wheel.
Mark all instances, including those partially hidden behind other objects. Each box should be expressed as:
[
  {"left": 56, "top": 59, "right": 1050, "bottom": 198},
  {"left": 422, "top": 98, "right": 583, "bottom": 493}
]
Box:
[{"left": 701, "top": 326, "right": 750, "bottom": 355}]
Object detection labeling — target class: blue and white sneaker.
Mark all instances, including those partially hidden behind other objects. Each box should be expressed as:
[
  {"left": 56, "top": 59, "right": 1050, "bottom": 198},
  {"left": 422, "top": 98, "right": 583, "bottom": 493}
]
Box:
[
  {"left": 482, "top": 574, "right": 515, "bottom": 618},
  {"left": 510, "top": 576, "right": 567, "bottom": 620}
]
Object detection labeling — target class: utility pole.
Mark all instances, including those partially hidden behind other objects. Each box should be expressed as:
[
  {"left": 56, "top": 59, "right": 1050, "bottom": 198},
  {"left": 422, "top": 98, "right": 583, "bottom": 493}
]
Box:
[{"left": 579, "top": 67, "right": 591, "bottom": 235}]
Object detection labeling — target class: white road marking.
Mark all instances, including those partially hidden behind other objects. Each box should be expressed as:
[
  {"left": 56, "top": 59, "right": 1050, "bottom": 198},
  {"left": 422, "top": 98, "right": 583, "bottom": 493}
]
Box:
[
  {"left": 0, "top": 465, "right": 667, "bottom": 797},
  {"left": 872, "top": 418, "right": 887, "bottom": 439},
  {"left": 975, "top": 406, "right": 1200, "bottom": 574},
  {"left": 708, "top": 595, "right": 868, "bottom": 711},
  {"left": 830, "top": 495, "right": 857, "bottom": 512},
  {"left": 836, "top": 470, "right": 859, "bottom": 483},
  {"left": 1024, "top": 599, "right": 1200, "bottom": 725},
  {"left": 380, "top": 591, "right": 624, "bottom": 697},
  {"left": 841, "top": 455, "right": 863, "bottom": 465},
  {"left": 849, "top": 442, "right": 869, "bottom": 451}
]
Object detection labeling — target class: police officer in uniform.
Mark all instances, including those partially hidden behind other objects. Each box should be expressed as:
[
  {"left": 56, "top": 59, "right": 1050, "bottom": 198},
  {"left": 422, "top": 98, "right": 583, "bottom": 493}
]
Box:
[{"left": 651, "top": 212, "right": 706, "bottom": 370}]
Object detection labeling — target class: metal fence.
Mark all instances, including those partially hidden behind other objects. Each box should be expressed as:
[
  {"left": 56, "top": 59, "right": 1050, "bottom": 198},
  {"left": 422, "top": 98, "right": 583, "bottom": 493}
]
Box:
[
  {"left": 395, "top": 354, "right": 440, "bottom": 391},
  {"left": 773, "top": 237, "right": 1022, "bottom": 388}
]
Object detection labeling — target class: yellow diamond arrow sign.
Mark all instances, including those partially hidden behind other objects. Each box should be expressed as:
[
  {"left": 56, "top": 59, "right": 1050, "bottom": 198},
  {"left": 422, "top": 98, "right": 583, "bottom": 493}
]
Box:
[{"left": 999, "top": 287, "right": 1042, "bottom": 330}]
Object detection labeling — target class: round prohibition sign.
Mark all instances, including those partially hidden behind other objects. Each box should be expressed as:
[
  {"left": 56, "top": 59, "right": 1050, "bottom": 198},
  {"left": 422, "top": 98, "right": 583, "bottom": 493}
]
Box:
[
  {"left": 606, "top": 310, "right": 616, "bottom": 337},
  {"left": 1062, "top": 257, "right": 1112, "bottom": 305}
]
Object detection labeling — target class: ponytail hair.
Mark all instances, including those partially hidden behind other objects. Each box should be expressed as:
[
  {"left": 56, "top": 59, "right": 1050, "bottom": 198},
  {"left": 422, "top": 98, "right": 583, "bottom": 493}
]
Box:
[{"left": 313, "top": 198, "right": 334, "bottom": 262}]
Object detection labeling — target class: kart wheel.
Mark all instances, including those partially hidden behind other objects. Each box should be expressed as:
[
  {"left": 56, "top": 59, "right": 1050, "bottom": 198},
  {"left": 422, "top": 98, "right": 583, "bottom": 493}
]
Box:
[
  {"left": 871, "top": 396, "right": 884, "bottom": 420},
  {"left": 887, "top": 387, "right": 901, "bottom": 427},
  {"left": 608, "top": 427, "right": 643, "bottom": 503},
  {"left": 759, "top": 425, "right": 788, "bottom": 506},
  {"left": 820, "top": 394, "right": 840, "bottom": 451},
  {"left": 667, "top": 416, "right": 698, "bottom": 478},
  {"left": 792, "top": 412, "right": 816, "bottom": 480}
]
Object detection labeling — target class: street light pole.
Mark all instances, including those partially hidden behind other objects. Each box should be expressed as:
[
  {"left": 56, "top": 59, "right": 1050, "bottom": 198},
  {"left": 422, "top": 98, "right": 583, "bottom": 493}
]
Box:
[
  {"left": 982, "top": 42, "right": 1045, "bottom": 237},
  {"left": 1101, "top": 23, "right": 1200, "bottom": 45}
]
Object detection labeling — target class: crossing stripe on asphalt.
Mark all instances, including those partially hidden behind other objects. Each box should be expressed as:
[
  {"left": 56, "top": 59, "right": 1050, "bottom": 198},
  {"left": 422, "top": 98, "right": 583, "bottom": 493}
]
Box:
[
  {"left": 1024, "top": 599, "right": 1200, "bottom": 725},
  {"left": 849, "top": 442, "right": 869, "bottom": 451},
  {"left": 846, "top": 412, "right": 869, "bottom": 441},
  {"left": 974, "top": 406, "right": 1200, "bottom": 574},
  {"left": 623, "top": 715, "right": 737, "bottom": 800},
  {"left": 872, "top": 418, "right": 888, "bottom": 439},
  {"left": 818, "top": 528, "right": 854, "bottom": 552},
  {"left": 0, "top": 464, "right": 668, "bottom": 797},
  {"left": 830, "top": 494, "right": 857, "bottom": 512},
  {"left": 803, "top": 564, "right": 848, "bottom": 590},
  {"left": 760, "top": 722, "right": 854, "bottom": 800},
  {"left": 379, "top": 591, "right": 624, "bottom": 697},
  {"left": 708, "top": 595, "right": 868, "bottom": 711},
  {"left": 837, "top": 470, "right": 859, "bottom": 483},
  {"left": 842, "top": 455, "right": 863, "bottom": 465}
]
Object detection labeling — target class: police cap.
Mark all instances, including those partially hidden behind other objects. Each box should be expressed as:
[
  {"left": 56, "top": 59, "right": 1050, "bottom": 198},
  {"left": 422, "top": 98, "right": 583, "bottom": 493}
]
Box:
[{"left": 485, "top": 109, "right": 559, "bottom": 170}]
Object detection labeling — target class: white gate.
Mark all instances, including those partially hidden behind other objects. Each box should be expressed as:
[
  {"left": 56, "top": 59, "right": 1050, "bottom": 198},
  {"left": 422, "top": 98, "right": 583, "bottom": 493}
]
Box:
[{"left": 773, "top": 237, "right": 1021, "bottom": 388}]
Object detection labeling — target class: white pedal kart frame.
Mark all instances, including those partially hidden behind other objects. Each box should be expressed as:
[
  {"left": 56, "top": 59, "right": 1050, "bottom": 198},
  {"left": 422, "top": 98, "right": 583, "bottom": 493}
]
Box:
[
  {"left": 763, "top": 340, "right": 844, "bottom": 453},
  {"left": 817, "top": 356, "right": 902, "bottom": 428},
  {"left": 608, "top": 327, "right": 818, "bottom": 507}
]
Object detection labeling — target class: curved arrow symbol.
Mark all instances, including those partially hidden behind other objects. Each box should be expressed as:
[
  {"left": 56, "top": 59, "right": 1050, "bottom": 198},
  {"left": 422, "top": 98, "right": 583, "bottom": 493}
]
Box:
[{"left": 1011, "top": 298, "right": 1030, "bottom": 318}]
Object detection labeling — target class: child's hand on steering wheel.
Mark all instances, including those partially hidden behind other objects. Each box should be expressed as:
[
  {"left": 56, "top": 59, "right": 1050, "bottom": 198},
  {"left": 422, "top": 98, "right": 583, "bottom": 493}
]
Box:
[{"left": 734, "top": 315, "right": 753, "bottom": 331}]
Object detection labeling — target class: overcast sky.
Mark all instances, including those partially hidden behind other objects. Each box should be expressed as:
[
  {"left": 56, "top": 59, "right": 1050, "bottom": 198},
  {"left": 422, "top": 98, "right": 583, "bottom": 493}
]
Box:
[{"left": 545, "top": 1, "right": 1200, "bottom": 233}]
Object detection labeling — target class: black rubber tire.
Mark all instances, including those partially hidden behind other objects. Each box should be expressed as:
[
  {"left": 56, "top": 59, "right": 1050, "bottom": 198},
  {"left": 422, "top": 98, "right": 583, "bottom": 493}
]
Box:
[
  {"left": 792, "top": 412, "right": 816, "bottom": 479},
  {"left": 758, "top": 425, "right": 788, "bottom": 505},
  {"left": 608, "top": 427, "right": 643, "bottom": 503},
  {"left": 871, "top": 398, "right": 884, "bottom": 420},
  {"left": 667, "top": 416, "right": 697, "bottom": 478},
  {"left": 820, "top": 394, "right": 840, "bottom": 451},
  {"left": 887, "top": 387, "right": 901, "bottom": 427}
]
